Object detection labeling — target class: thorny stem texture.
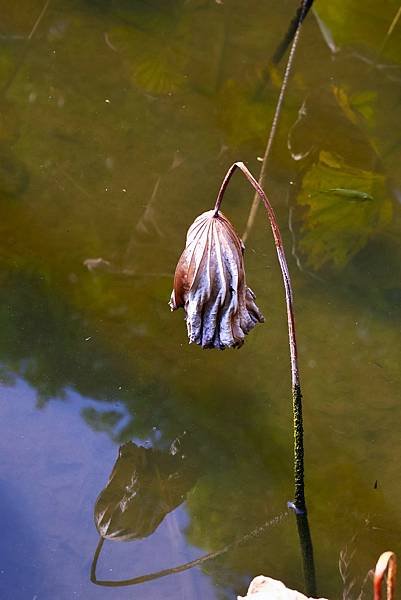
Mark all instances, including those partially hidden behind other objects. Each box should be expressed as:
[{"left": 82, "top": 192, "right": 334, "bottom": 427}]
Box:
[{"left": 214, "top": 161, "right": 305, "bottom": 512}]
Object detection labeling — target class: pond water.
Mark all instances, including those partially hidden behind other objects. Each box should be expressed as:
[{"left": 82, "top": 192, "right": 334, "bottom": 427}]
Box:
[{"left": 0, "top": 1, "right": 400, "bottom": 599}]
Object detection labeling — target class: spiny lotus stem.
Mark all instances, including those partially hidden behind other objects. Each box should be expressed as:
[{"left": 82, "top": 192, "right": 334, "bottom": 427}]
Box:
[{"left": 171, "top": 161, "right": 305, "bottom": 512}]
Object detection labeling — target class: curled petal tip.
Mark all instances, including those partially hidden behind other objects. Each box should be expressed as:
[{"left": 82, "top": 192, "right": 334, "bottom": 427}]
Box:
[{"left": 169, "top": 292, "right": 177, "bottom": 312}]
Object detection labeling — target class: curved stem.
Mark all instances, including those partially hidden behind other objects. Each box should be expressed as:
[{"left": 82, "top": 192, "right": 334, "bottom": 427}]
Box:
[
  {"left": 374, "top": 551, "right": 397, "bottom": 600},
  {"left": 214, "top": 161, "right": 304, "bottom": 510},
  {"left": 214, "top": 162, "right": 316, "bottom": 594}
]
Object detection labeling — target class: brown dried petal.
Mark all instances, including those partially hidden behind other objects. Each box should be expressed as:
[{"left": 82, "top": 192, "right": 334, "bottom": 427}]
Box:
[{"left": 170, "top": 210, "right": 264, "bottom": 349}]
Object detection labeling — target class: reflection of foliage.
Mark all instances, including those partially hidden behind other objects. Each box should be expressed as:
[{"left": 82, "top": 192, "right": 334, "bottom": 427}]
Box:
[
  {"left": 81, "top": 407, "right": 123, "bottom": 432},
  {"left": 0, "top": 266, "right": 132, "bottom": 404},
  {"left": 297, "top": 151, "right": 392, "bottom": 269}
]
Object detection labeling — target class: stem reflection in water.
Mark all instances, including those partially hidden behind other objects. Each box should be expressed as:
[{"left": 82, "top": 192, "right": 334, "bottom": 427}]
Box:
[{"left": 90, "top": 438, "right": 288, "bottom": 587}]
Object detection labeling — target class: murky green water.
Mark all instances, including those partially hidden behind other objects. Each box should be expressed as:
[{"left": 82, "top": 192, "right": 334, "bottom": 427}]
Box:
[{"left": 0, "top": 1, "right": 400, "bottom": 598}]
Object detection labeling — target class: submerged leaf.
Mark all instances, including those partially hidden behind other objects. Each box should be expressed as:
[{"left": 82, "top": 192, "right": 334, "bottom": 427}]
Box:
[
  {"left": 110, "top": 6, "right": 190, "bottom": 96},
  {"left": 332, "top": 85, "right": 358, "bottom": 125},
  {"left": 132, "top": 50, "right": 186, "bottom": 95},
  {"left": 170, "top": 210, "right": 264, "bottom": 349},
  {"left": 217, "top": 80, "right": 275, "bottom": 147},
  {"left": 350, "top": 90, "right": 377, "bottom": 125},
  {"left": 297, "top": 152, "right": 392, "bottom": 269},
  {"left": 313, "top": 1, "right": 401, "bottom": 64},
  {"left": 332, "top": 85, "right": 378, "bottom": 128}
]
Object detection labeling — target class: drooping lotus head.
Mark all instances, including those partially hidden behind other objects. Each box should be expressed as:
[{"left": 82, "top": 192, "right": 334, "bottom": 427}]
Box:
[{"left": 170, "top": 210, "right": 264, "bottom": 349}]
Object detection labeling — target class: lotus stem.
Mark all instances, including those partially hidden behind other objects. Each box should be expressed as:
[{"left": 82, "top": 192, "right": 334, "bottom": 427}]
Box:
[
  {"left": 271, "top": 0, "right": 314, "bottom": 66},
  {"left": 243, "top": 0, "right": 312, "bottom": 243},
  {"left": 214, "top": 161, "right": 304, "bottom": 511},
  {"left": 296, "top": 512, "right": 317, "bottom": 597},
  {"left": 214, "top": 161, "right": 317, "bottom": 595}
]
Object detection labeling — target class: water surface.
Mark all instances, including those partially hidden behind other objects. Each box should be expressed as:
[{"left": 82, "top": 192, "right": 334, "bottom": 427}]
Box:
[{"left": 0, "top": 1, "right": 400, "bottom": 599}]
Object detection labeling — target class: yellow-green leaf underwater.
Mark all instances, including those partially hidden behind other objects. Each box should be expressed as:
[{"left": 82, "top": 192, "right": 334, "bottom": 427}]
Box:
[{"left": 297, "top": 151, "right": 393, "bottom": 269}]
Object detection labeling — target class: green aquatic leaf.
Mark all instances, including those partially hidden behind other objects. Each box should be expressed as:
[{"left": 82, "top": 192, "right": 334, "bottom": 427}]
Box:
[
  {"left": 331, "top": 85, "right": 359, "bottom": 125},
  {"left": 217, "top": 79, "right": 276, "bottom": 147},
  {"left": 297, "top": 151, "right": 393, "bottom": 269},
  {"left": 332, "top": 85, "right": 378, "bottom": 130},
  {"left": 314, "top": 0, "right": 401, "bottom": 64},
  {"left": 131, "top": 49, "right": 187, "bottom": 95},
  {"left": 350, "top": 90, "right": 378, "bottom": 125},
  {"left": 110, "top": 5, "right": 191, "bottom": 96}
]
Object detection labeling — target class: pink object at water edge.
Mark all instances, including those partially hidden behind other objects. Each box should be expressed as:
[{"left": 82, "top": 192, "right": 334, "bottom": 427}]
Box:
[
  {"left": 374, "top": 551, "right": 397, "bottom": 600},
  {"left": 237, "top": 575, "right": 328, "bottom": 600},
  {"left": 239, "top": 551, "right": 397, "bottom": 600}
]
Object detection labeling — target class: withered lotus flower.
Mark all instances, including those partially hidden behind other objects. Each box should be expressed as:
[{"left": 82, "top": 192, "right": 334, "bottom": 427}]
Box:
[
  {"left": 170, "top": 209, "right": 264, "bottom": 349},
  {"left": 169, "top": 161, "right": 307, "bottom": 516}
]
